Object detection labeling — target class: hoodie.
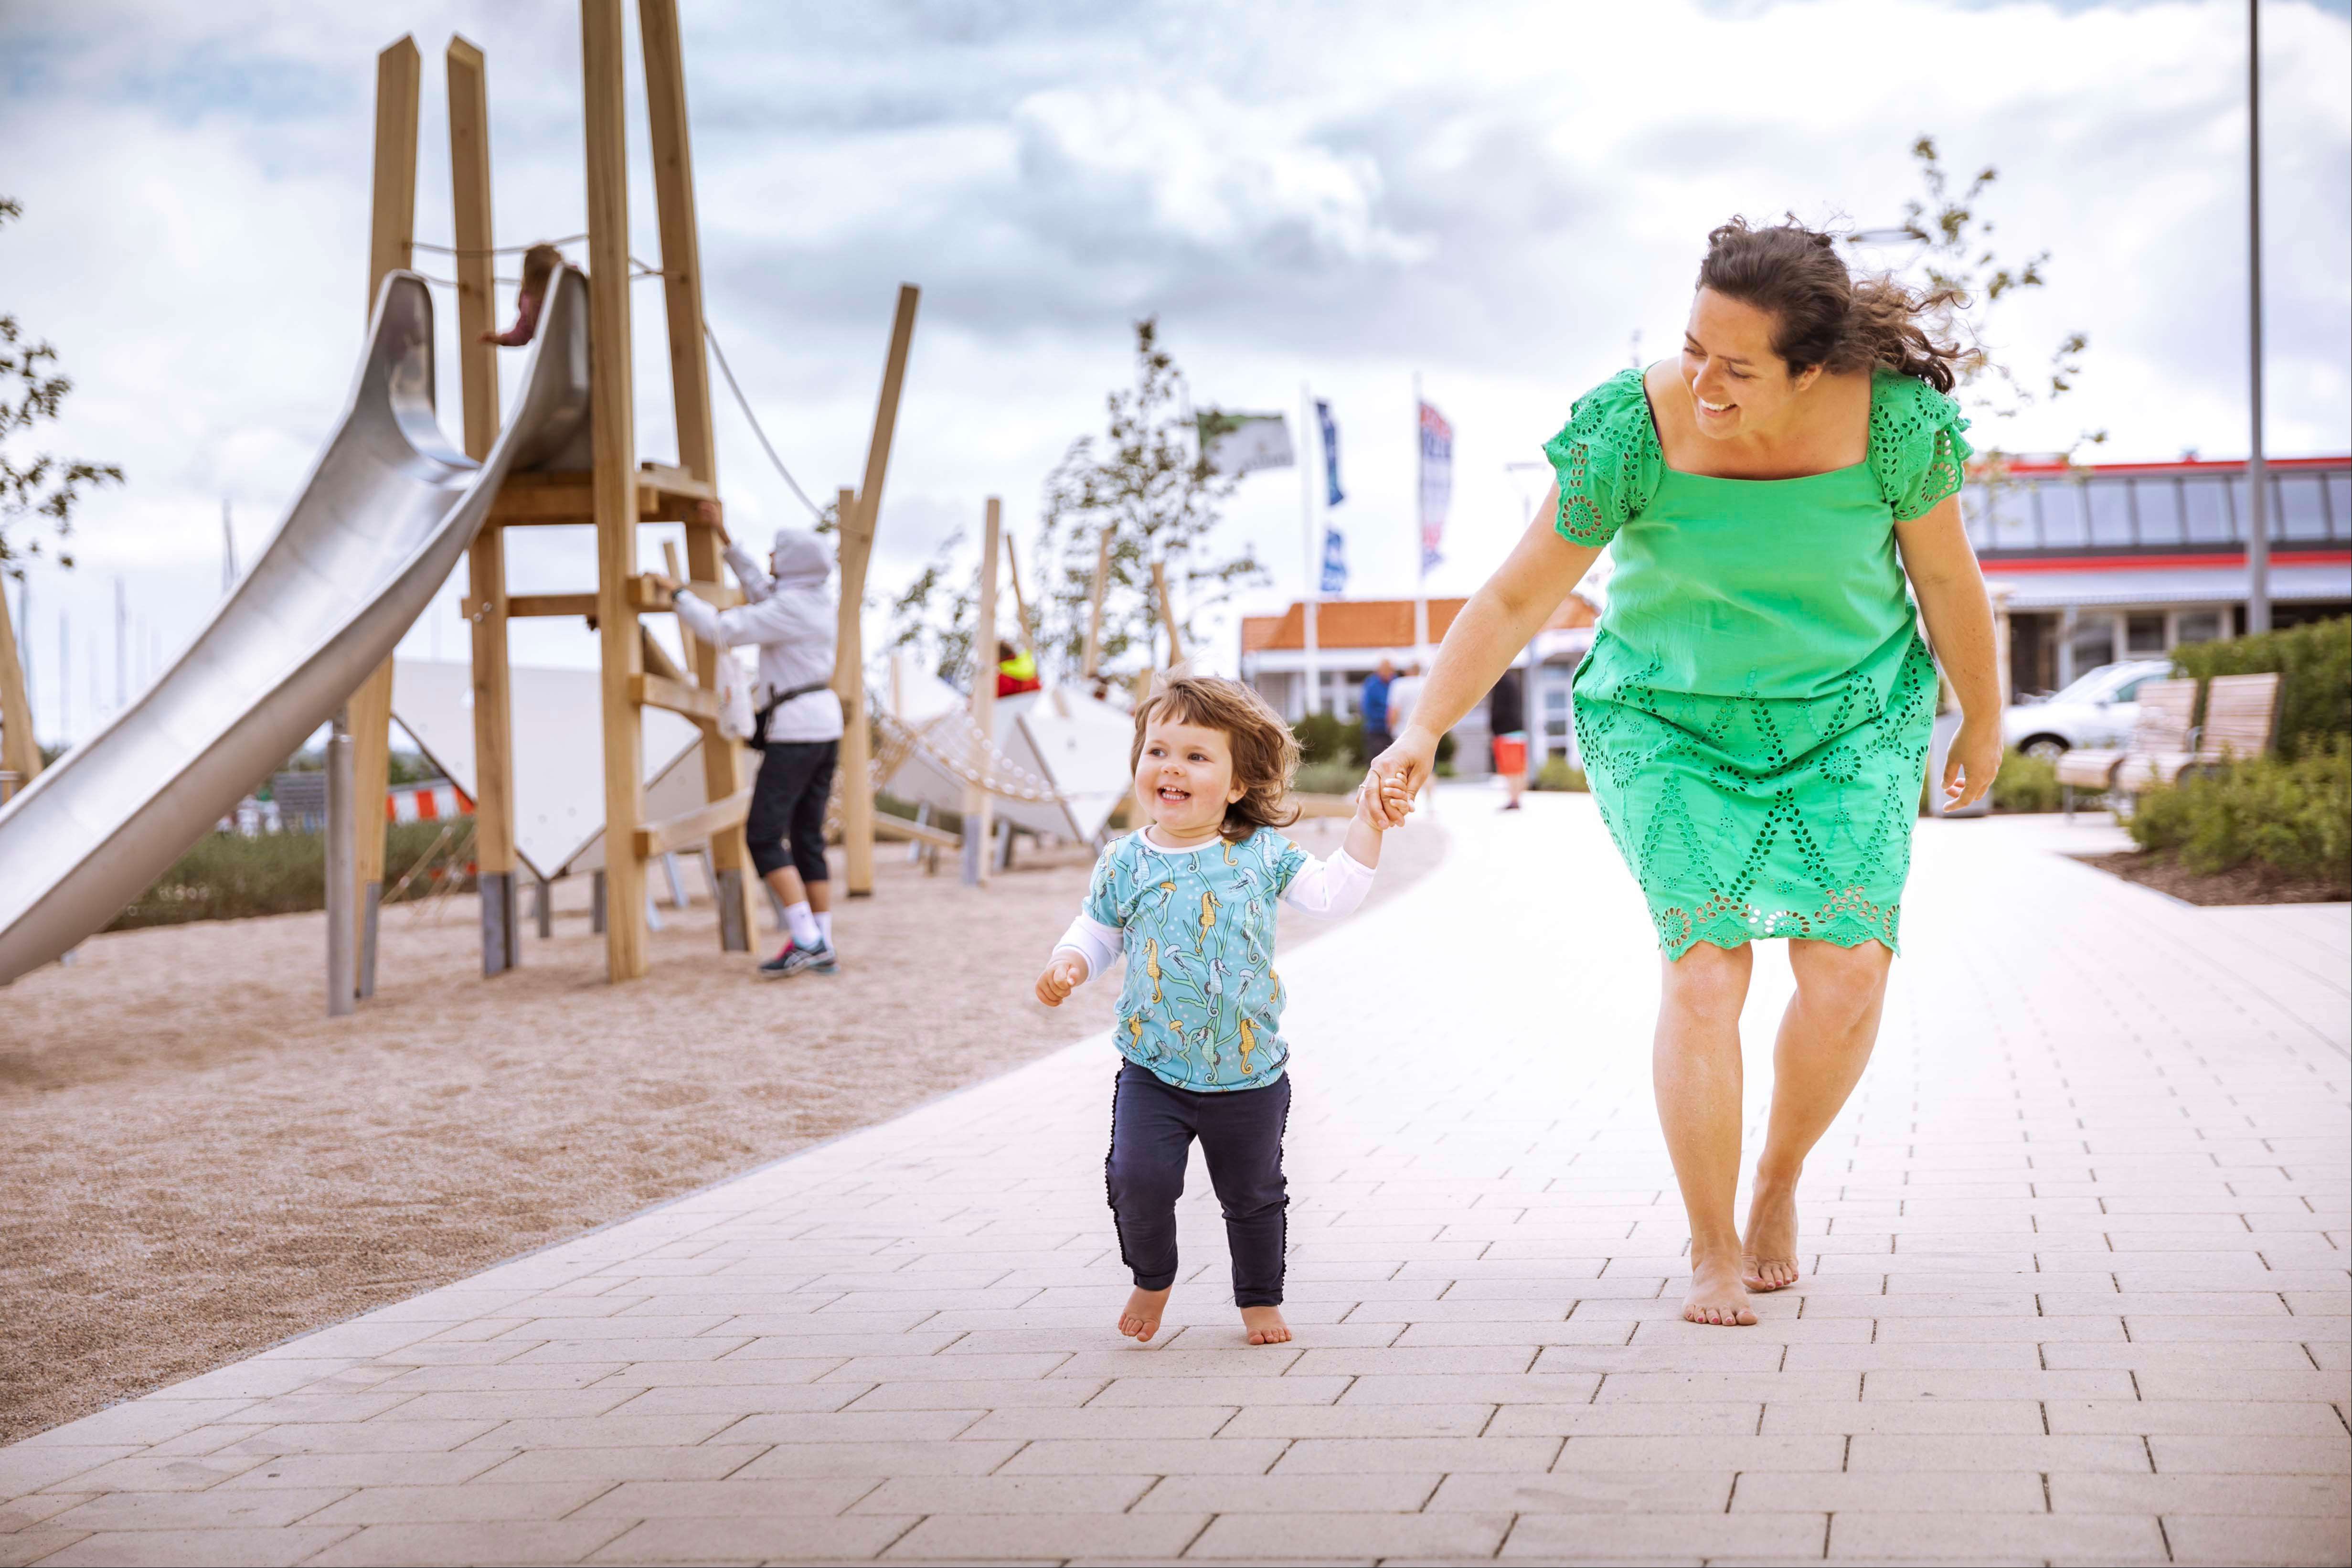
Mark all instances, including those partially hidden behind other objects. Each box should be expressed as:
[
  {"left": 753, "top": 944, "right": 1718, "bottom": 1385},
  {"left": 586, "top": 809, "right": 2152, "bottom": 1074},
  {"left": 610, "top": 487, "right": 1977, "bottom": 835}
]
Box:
[{"left": 670, "top": 526, "right": 844, "bottom": 744}]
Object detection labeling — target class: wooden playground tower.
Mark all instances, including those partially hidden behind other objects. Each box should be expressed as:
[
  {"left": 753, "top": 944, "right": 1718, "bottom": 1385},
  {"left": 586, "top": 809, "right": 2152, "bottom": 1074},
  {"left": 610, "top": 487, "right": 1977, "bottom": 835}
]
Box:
[{"left": 345, "top": 1, "right": 915, "bottom": 991}]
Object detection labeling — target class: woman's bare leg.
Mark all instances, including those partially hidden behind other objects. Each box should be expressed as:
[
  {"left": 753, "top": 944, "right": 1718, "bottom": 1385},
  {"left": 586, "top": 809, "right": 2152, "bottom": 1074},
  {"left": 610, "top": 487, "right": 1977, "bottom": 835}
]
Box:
[
  {"left": 1743, "top": 939, "right": 1892, "bottom": 1291},
  {"left": 1654, "top": 942, "right": 1756, "bottom": 1326}
]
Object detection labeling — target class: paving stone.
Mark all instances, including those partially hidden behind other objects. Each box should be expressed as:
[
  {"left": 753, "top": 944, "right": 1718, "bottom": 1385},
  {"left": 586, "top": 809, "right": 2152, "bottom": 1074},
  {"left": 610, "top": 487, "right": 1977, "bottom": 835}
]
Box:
[
  {"left": 1500, "top": 1510, "right": 1827, "bottom": 1560},
  {"left": 2048, "top": 1470, "right": 2350, "bottom": 1515},
  {"left": 1826, "top": 1511, "right": 2170, "bottom": 1564},
  {"left": 45, "top": 1485, "right": 352, "bottom": 1530},
  {"left": 1269, "top": 1437, "right": 1559, "bottom": 1473},
  {"left": 731, "top": 1440, "right": 1021, "bottom": 1478},
  {"left": 880, "top": 1512, "right": 1206, "bottom": 1560},
  {"left": 304, "top": 1519, "right": 631, "bottom": 1565},
  {"left": 34, "top": 1526, "right": 360, "bottom": 1567},
  {"left": 303, "top": 1480, "right": 616, "bottom": 1524},
  {"left": 1427, "top": 1468, "right": 1734, "bottom": 1513},
  {"left": 584, "top": 1514, "right": 918, "bottom": 1563},
  {"left": 2160, "top": 1512, "right": 2352, "bottom": 1566},
  {"left": 1189, "top": 1510, "right": 1509, "bottom": 1559},
  {"left": 999, "top": 1439, "right": 1287, "bottom": 1475}
]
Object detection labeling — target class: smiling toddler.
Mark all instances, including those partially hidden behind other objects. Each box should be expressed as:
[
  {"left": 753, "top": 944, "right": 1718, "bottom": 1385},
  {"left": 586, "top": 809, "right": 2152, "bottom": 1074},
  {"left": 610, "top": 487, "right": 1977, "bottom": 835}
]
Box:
[{"left": 1035, "top": 676, "right": 1408, "bottom": 1345}]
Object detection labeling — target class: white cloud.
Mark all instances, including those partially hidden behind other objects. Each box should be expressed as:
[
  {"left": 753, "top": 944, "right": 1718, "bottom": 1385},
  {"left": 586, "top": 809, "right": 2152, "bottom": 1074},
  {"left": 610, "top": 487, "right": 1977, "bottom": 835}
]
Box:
[{"left": 2, "top": 0, "right": 2344, "bottom": 745}]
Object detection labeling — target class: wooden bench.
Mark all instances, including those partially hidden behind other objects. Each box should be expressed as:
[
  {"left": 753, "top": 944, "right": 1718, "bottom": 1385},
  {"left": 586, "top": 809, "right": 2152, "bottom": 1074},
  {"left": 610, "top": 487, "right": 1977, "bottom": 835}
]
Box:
[
  {"left": 2114, "top": 671, "right": 2282, "bottom": 792},
  {"left": 2056, "top": 677, "right": 2195, "bottom": 816}
]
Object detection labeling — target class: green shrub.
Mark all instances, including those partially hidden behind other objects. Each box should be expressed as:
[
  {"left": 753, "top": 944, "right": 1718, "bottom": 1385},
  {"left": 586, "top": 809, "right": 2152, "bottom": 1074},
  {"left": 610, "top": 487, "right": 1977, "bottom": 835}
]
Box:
[
  {"left": 2170, "top": 616, "right": 2351, "bottom": 757},
  {"left": 1989, "top": 747, "right": 2099, "bottom": 813},
  {"left": 107, "top": 822, "right": 470, "bottom": 931},
  {"left": 1533, "top": 757, "right": 1588, "bottom": 792},
  {"left": 1290, "top": 760, "right": 1364, "bottom": 797},
  {"left": 1292, "top": 712, "right": 1365, "bottom": 769},
  {"left": 2128, "top": 737, "right": 2352, "bottom": 882}
]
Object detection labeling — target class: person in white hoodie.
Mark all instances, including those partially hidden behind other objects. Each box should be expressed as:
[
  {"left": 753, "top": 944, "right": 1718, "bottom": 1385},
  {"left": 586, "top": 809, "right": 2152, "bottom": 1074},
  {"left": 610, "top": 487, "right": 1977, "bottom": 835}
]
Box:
[{"left": 657, "top": 517, "right": 845, "bottom": 979}]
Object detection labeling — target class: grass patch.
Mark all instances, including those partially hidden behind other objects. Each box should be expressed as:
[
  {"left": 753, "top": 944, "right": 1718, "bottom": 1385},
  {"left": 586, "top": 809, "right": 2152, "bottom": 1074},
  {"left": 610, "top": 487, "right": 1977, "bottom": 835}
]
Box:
[{"left": 106, "top": 822, "right": 474, "bottom": 931}]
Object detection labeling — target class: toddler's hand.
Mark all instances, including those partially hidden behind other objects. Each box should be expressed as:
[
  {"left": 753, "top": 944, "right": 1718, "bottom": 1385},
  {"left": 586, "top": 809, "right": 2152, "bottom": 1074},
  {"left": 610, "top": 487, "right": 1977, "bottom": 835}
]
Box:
[{"left": 1035, "top": 951, "right": 1087, "bottom": 1007}]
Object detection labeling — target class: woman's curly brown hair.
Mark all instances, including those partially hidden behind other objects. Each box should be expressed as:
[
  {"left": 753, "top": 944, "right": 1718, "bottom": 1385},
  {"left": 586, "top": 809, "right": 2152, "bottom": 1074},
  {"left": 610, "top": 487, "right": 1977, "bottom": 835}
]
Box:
[
  {"left": 1129, "top": 675, "right": 1301, "bottom": 844},
  {"left": 1698, "top": 215, "right": 1966, "bottom": 393}
]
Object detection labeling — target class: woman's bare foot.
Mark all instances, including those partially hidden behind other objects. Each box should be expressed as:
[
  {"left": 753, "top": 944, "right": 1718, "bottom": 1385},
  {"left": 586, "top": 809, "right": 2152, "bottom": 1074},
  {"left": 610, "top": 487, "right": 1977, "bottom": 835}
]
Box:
[
  {"left": 1240, "top": 1304, "right": 1291, "bottom": 1344},
  {"left": 1119, "top": 1286, "right": 1171, "bottom": 1343},
  {"left": 1682, "top": 1253, "right": 1757, "bottom": 1326},
  {"left": 1741, "top": 1181, "right": 1801, "bottom": 1291}
]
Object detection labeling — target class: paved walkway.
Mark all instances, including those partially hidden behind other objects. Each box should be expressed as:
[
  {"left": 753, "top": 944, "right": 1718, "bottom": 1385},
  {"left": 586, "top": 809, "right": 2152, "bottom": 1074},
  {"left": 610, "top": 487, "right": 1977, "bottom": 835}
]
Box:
[{"left": 3, "top": 792, "right": 2346, "bottom": 1567}]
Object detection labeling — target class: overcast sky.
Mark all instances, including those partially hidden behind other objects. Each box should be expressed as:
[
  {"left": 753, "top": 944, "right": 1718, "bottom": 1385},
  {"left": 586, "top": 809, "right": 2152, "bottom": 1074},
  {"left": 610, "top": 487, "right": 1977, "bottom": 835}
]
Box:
[{"left": 4, "top": 0, "right": 2347, "bottom": 744}]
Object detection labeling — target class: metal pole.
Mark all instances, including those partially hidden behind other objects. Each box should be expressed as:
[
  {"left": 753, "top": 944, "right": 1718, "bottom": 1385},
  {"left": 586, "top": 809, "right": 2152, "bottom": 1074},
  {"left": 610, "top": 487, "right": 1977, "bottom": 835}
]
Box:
[
  {"left": 325, "top": 707, "right": 356, "bottom": 1017},
  {"left": 1299, "top": 382, "right": 1320, "bottom": 718},
  {"left": 2245, "top": 0, "right": 2270, "bottom": 634}
]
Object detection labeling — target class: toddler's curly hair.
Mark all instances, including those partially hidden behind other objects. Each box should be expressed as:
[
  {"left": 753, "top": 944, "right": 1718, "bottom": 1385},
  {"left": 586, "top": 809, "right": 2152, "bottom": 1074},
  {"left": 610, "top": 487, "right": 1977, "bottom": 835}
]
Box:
[{"left": 1130, "top": 675, "right": 1301, "bottom": 844}]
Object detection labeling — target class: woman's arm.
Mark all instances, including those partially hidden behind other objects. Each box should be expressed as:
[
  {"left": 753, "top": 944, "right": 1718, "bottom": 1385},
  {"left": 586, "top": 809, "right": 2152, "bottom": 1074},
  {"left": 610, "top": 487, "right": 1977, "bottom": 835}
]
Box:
[
  {"left": 1894, "top": 492, "right": 2002, "bottom": 809},
  {"left": 1362, "top": 486, "right": 1601, "bottom": 827}
]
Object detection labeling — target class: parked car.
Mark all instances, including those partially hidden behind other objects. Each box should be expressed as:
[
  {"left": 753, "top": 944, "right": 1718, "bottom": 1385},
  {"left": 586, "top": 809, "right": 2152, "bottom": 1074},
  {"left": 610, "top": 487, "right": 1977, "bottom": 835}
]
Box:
[{"left": 2001, "top": 658, "right": 2174, "bottom": 760}]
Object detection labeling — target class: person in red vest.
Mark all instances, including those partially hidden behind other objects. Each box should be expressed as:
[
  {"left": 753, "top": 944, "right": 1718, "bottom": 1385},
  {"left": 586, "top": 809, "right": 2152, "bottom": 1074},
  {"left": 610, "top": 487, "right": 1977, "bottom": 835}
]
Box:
[{"left": 995, "top": 640, "right": 1042, "bottom": 698}]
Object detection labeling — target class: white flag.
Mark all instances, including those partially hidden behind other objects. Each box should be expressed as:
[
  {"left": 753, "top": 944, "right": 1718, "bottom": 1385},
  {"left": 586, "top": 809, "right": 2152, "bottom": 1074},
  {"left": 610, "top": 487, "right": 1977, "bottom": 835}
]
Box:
[{"left": 1198, "top": 412, "right": 1294, "bottom": 477}]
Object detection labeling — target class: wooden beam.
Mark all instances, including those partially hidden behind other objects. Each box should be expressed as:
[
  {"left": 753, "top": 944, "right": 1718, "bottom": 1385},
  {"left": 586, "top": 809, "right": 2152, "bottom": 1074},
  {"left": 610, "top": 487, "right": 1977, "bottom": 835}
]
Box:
[
  {"left": 1082, "top": 525, "right": 1111, "bottom": 679},
  {"left": 835, "top": 486, "right": 876, "bottom": 896},
  {"left": 872, "top": 811, "right": 958, "bottom": 850},
  {"left": 493, "top": 593, "right": 597, "bottom": 620},
  {"left": 0, "top": 579, "right": 39, "bottom": 791},
  {"left": 584, "top": 0, "right": 646, "bottom": 981},
  {"left": 838, "top": 286, "right": 917, "bottom": 897},
  {"left": 965, "top": 498, "right": 1000, "bottom": 886},
  {"left": 347, "top": 32, "right": 421, "bottom": 997},
  {"left": 448, "top": 34, "right": 517, "bottom": 978},
  {"left": 1005, "top": 533, "right": 1034, "bottom": 656},
  {"left": 629, "top": 671, "right": 721, "bottom": 724},
  {"left": 639, "top": 624, "right": 684, "bottom": 683},
  {"left": 634, "top": 786, "right": 751, "bottom": 860},
  {"left": 1153, "top": 558, "right": 1183, "bottom": 666}
]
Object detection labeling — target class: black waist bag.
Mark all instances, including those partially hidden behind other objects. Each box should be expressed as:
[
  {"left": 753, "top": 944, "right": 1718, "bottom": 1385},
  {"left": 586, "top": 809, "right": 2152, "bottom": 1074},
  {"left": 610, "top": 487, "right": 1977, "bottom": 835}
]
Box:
[{"left": 748, "top": 680, "right": 836, "bottom": 752}]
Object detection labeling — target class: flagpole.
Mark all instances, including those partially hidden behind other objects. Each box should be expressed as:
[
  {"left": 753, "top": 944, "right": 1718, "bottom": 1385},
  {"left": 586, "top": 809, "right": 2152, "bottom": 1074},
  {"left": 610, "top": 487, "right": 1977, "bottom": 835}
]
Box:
[
  {"left": 1300, "top": 381, "right": 1320, "bottom": 718},
  {"left": 1412, "top": 373, "right": 1428, "bottom": 666}
]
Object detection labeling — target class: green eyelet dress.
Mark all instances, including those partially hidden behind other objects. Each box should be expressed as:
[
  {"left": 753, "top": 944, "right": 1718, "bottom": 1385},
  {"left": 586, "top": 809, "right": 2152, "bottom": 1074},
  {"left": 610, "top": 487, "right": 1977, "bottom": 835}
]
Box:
[{"left": 1546, "top": 367, "right": 1971, "bottom": 961}]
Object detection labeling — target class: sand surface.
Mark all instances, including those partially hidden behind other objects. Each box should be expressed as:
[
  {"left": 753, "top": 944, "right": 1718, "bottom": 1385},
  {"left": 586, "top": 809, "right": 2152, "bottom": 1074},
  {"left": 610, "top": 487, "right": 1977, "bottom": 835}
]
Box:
[{"left": 0, "top": 814, "right": 1445, "bottom": 1442}]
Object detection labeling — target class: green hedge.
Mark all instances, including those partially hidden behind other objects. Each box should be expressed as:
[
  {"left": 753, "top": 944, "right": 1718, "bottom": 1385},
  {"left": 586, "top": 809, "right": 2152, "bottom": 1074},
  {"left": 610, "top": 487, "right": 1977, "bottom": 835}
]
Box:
[
  {"left": 1292, "top": 712, "right": 1366, "bottom": 768},
  {"left": 1533, "top": 758, "right": 1588, "bottom": 792},
  {"left": 1989, "top": 747, "right": 2103, "bottom": 813},
  {"left": 2170, "top": 616, "right": 2351, "bottom": 757},
  {"left": 1291, "top": 759, "right": 1364, "bottom": 796},
  {"left": 106, "top": 822, "right": 472, "bottom": 931},
  {"left": 2127, "top": 738, "right": 2352, "bottom": 883}
]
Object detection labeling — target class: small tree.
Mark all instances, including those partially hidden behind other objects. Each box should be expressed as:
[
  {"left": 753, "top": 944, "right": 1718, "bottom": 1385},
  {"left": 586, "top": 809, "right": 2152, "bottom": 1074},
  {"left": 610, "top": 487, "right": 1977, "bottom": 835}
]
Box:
[
  {"left": 1032, "top": 319, "right": 1266, "bottom": 677},
  {"left": 1853, "top": 137, "right": 2105, "bottom": 469},
  {"left": 885, "top": 530, "right": 978, "bottom": 687},
  {"left": 1, "top": 198, "right": 122, "bottom": 583}
]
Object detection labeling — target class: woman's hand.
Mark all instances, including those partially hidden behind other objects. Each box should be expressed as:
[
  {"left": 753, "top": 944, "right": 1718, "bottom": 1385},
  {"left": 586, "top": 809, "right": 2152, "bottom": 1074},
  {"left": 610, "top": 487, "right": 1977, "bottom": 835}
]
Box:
[
  {"left": 1362, "top": 726, "right": 1439, "bottom": 830},
  {"left": 1035, "top": 951, "right": 1088, "bottom": 1007},
  {"left": 1944, "top": 715, "right": 2002, "bottom": 809}
]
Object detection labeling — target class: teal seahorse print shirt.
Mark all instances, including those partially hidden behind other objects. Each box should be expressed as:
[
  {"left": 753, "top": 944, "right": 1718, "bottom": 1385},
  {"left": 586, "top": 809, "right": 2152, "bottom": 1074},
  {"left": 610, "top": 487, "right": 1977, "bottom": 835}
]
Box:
[{"left": 1062, "top": 826, "right": 1376, "bottom": 1092}]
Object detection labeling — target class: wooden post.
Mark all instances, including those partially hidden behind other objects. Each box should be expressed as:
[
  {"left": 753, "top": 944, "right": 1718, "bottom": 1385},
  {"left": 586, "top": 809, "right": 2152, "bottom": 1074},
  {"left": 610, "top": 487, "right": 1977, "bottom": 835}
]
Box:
[
  {"left": 1005, "top": 535, "right": 1034, "bottom": 656},
  {"left": 841, "top": 284, "right": 918, "bottom": 894},
  {"left": 0, "top": 578, "right": 39, "bottom": 795},
  {"left": 639, "top": 0, "right": 749, "bottom": 951},
  {"left": 963, "top": 498, "right": 1000, "bottom": 887},
  {"left": 584, "top": 0, "right": 646, "bottom": 981},
  {"left": 447, "top": 34, "right": 518, "bottom": 978},
  {"left": 346, "top": 33, "right": 421, "bottom": 1000},
  {"left": 1152, "top": 558, "right": 1183, "bottom": 666},
  {"left": 835, "top": 486, "right": 879, "bottom": 896},
  {"left": 1081, "top": 526, "right": 1112, "bottom": 679}
]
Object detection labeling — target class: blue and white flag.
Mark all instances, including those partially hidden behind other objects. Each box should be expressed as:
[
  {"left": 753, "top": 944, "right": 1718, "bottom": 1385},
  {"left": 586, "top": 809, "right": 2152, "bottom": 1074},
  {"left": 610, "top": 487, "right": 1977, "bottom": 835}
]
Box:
[
  {"left": 1417, "top": 400, "right": 1452, "bottom": 575},
  {"left": 1320, "top": 526, "right": 1348, "bottom": 594},
  {"left": 1314, "top": 399, "right": 1344, "bottom": 508}
]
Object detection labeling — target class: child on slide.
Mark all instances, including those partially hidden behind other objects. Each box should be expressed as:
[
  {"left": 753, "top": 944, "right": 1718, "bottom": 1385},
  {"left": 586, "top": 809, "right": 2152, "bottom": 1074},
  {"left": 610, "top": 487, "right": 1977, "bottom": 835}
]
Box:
[{"left": 1035, "top": 676, "right": 1408, "bottom": 1345}]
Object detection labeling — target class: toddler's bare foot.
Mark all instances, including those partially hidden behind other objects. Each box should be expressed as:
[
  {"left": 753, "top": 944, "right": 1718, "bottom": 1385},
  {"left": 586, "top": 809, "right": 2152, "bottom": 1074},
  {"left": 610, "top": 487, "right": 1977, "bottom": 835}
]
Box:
[
  {"left": 1119, "top": 1286, "right": 1170, "bottom": 1343},
  {"left": 1240, "top": 1304, "right": 1291, "bottom": 1344},
  {"left": 1741, "top": 1181, "right": 1801, "bottom": 1291},
  {"left": 1682, "top": 1253, "right": 1757, "bottom": 1327}
]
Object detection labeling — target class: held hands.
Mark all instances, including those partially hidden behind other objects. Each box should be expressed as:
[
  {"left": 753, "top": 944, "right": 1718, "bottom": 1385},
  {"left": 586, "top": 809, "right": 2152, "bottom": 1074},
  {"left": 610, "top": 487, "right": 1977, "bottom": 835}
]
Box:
[
  {"left": 1034, "top": 951, "right": 1088, "bottom": 1008},
  {"left": 1362, "top": 727, "right": 1439, "bottom": 830},
  {"left": 1944, "top": 716, "right": 2002, "bottom": 809}
]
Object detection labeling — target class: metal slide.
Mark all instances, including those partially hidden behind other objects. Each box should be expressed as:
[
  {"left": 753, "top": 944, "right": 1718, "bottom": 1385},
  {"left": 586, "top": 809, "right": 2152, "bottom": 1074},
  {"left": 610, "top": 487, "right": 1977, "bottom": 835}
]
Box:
[{"left": 0, "top": 266, "right": 591, "bottom": 986}]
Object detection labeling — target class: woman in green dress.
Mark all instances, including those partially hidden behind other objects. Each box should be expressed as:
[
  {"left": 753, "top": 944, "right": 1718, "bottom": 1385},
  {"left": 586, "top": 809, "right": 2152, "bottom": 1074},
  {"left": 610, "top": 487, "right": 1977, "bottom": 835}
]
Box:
[{"left": 1367, "top": 218, "right": 2002, "bottom": 1327}]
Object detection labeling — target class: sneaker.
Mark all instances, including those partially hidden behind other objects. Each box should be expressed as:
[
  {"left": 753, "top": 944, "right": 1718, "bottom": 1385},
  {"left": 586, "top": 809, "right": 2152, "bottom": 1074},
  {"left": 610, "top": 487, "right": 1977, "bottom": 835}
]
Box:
[{"left": 757, "top": 940, "right": 838, "bottom": 980}]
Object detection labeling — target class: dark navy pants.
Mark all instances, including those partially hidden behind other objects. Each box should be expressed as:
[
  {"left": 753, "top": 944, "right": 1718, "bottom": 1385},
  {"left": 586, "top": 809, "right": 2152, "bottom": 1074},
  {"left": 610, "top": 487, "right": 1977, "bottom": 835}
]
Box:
[{"left": 1105, "top": 1063, "right": 1290, "bottom": 1307}]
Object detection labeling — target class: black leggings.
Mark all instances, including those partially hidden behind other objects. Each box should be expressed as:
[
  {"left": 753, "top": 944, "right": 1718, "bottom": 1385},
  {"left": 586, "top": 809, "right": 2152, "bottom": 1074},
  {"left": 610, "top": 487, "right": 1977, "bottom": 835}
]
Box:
[
  {"left": 746, "top": 739, "right": 836, "bottom": 884},
  {"left": 1104, "top": 1063, "right": 1290, "bottom": 1307}
]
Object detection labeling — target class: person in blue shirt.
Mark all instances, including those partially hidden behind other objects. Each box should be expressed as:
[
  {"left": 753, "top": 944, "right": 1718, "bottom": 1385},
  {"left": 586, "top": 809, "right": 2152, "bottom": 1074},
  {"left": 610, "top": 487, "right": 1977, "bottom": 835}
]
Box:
[
  {"left": 1359, "top": 657, "right": 1396, "bottom": 760},
  {"left": 1037, "top": 676, "right": 1410, "bottom": 1346}
]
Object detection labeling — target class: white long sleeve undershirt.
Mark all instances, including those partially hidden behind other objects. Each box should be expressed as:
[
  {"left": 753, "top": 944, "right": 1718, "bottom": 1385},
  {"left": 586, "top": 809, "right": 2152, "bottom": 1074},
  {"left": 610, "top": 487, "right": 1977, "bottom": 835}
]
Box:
[{"left": 1050, "top": 844, "right": 1375, "bottom": 987}]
